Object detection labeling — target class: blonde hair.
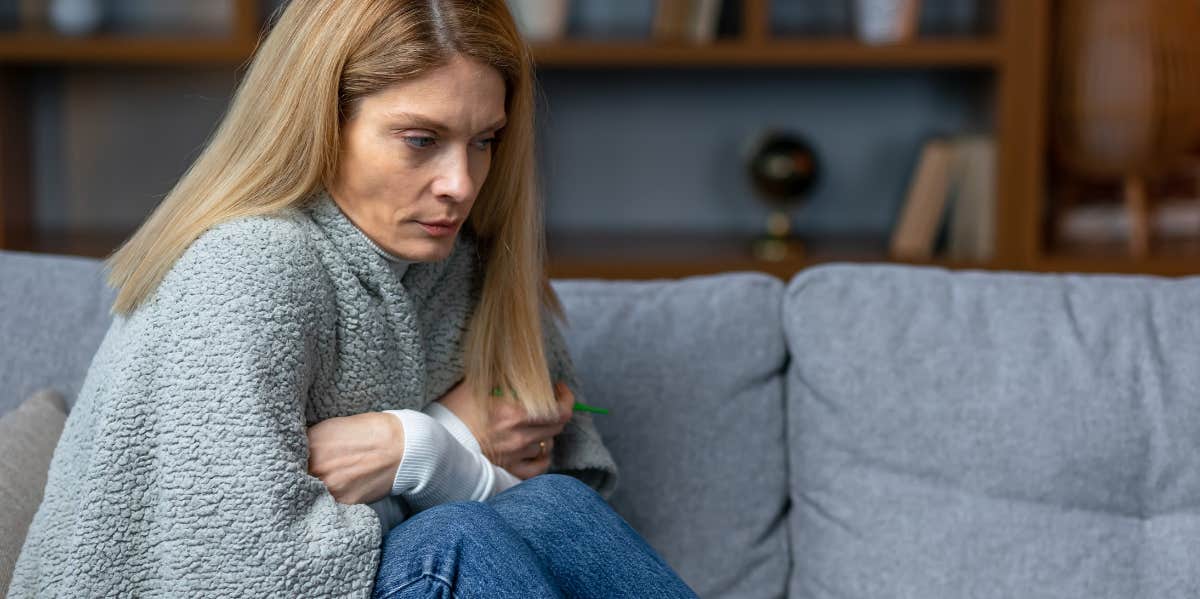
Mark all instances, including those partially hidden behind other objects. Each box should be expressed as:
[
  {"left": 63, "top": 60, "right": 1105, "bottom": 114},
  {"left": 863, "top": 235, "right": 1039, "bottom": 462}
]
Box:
[{"left": 106, "top": 0, "right": 564, "bottom": 422}]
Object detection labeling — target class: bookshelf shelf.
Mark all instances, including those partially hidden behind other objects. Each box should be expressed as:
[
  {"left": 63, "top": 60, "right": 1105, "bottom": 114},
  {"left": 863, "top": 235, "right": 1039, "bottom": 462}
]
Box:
[
  {"left": 0, "top": 32, "right": 256, "bottom": 64},
  {"left": 546, "top": 233, "right": 1011, "bottom": 280},
  {"left": 531, "top": 38, "right": 1003, "bottom": 68},
  {"left": 0, "top": 35, "right": 1003, "bottom": 69}
]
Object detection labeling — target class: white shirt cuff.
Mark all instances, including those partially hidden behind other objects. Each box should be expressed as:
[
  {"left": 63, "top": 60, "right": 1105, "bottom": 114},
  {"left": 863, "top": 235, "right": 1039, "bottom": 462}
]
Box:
[
  {"left": 422, "top": 401, "right": 482, "bottom": 454},
  {"left": 382, "top": 409, "right": 520, "bottom": 511}
]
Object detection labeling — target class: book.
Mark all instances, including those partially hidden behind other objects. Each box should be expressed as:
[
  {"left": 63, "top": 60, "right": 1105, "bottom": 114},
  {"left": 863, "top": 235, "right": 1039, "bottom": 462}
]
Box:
[
  {"left": 653, "top": 0, "right": 721, "bottom": 43},
  {"left": 889, "top": 138, "right": 957, "bottom": 260},
  {"left": 946, "top": 135, "right": 996, "bottom": 261},
  {"left": 18, "top": 0, "right": 46, "bottom": 30},
  {"left": 689, "top": 0, "right": 721, "bottom": 44},
  {"left": 890, "top": 134, "right": 997, "bottom": 262},
  {"left": 569, "top": 2, "right": 656, "bottom": 40},
  {"left": 653, "top": 0, "right": 689, "bottom": 41},
  {"left": 853, "top": 0, "right": 922, "bottom": 45}
]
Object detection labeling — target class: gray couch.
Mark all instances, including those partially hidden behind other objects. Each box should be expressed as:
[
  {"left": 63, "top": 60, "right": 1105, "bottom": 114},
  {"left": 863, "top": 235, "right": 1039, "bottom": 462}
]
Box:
[{"left": 3, "top": 248, "right": 1200, "bottom": 598}]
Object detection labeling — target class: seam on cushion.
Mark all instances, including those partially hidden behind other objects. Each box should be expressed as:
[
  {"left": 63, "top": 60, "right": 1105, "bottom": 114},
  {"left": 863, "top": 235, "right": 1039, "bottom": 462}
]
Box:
[
  {"left": 786, "top": 265, "right": 1186, "bottom": 307},
  {"left": 817, "top": 454, "right": 1153, "bottom": 521},
  {"left": 377, "top": 573, "right": 461, "bottom": 599}
]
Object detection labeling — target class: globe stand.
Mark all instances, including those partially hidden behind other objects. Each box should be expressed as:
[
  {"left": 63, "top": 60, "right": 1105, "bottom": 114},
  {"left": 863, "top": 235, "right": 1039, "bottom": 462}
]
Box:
[{"left": 752, "top": 210, "right": 804, "bottom": 262}]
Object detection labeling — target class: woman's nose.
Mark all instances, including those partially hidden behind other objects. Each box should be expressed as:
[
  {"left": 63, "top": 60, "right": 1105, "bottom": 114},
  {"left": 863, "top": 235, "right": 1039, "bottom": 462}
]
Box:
[{"left": 431, "top": 148, "right": 474, "bottom": 203}]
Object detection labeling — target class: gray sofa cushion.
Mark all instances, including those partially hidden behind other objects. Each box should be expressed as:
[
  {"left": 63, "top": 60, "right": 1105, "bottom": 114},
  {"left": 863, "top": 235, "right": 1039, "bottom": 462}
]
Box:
[
  {"left": 554, "top": 273, "right": 789, "bottom": 599},
  {"left": 0, "top": 251, "right": 115, "bottom": 416},
  {"left": 784, "top": 264, "right": 1200, "bottom": 598},
  {"left": 0, "top": 389, "right": 68, "bottom": 594}
]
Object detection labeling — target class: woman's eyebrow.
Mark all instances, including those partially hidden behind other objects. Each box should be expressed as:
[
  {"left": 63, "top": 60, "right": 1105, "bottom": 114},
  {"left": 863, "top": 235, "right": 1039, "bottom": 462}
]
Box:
[{"left": 388, "top": 112, "right": 507, "bottom": 135}]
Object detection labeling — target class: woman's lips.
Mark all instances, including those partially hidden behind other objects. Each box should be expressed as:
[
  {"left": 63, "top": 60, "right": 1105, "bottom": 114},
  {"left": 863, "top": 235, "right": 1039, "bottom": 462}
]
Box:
[{"left": 417, "top": 221, "right": 460, "bottom": 237}]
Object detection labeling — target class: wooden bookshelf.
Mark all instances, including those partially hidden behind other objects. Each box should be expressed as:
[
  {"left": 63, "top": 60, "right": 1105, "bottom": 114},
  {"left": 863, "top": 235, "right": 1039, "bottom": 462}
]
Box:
[{"left": 3, "top": 0, "right": 1193, "bottom": 277}]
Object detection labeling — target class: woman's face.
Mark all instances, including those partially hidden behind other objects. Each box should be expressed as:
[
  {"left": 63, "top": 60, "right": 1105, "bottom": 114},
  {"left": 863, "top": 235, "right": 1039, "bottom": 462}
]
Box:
[{"left": 330, "top": 54, "right": 507, "bottom": 262}]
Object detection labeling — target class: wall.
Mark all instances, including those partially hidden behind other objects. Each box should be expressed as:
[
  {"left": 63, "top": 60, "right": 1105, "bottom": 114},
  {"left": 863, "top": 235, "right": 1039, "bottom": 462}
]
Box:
[
  {"left": 35, "top": 68, "right": 238, "bottom": 232},
  {"left": 537, "top": 68, "right": 990, "bottom": 236},
  {"left": 33, "top": 67, "right": 990, "bottom": 238}
]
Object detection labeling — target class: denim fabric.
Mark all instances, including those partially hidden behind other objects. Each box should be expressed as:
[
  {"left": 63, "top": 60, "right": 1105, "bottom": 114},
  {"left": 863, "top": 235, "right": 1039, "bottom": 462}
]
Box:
[{"left": 373, "top": 474, "right": 698, "bottom": 599}]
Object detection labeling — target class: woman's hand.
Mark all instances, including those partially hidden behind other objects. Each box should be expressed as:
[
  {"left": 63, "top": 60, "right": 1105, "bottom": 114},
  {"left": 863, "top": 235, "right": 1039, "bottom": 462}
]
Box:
[
  {"left": 438, "top": 380, "right": 575, "bottom": 480},
  {"left": 306, "top": 412, "right": 405, "bottom": 504}
]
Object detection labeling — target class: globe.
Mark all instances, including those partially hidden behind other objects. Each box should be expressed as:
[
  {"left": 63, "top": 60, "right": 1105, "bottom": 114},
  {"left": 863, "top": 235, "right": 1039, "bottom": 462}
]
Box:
[{"left": 744, "top": 131, "right": 820, "bottom": 260}]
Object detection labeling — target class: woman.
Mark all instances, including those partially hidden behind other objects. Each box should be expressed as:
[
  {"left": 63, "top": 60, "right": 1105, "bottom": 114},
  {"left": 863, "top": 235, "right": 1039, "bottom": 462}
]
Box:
[{"left": 8, "top": 1, "right": 697, "bottom": 597}]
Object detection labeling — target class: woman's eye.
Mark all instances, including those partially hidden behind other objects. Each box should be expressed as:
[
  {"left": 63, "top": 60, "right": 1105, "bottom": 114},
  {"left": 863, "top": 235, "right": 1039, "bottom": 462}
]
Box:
[
  {"left": 474, "top": 137, "right": 498, "bottom": 151},
  {"left": 403, "top": 136, "right": 436, "bottom": 149}
]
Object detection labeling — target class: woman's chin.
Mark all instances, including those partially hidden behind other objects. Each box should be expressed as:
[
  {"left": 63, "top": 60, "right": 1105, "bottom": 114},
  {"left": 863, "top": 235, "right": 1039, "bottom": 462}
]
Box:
[{"left": 395, "top": 237, "right": 456, "bottom": 263}]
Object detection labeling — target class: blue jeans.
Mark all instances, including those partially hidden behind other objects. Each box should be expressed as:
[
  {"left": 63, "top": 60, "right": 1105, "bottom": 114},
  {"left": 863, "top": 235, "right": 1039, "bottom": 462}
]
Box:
[{"left": 372, "top": 474, "right": 699, "bottom": 598}]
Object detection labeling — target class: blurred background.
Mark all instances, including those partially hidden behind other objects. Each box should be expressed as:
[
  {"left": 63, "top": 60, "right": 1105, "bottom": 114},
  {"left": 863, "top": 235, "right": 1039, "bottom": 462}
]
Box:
[{"left": 0, "top": 0, "right": 1197, "bottom": 278}]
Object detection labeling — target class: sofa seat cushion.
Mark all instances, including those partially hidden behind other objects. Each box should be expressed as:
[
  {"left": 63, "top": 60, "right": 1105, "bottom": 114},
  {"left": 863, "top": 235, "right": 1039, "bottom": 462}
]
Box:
[
  {"left": 1, "top": 389, "right": 68, "bottom": 593},
  {"left": 784, "top": 264, "right": 1200, "bottom": 598},
  {"left": 554, "top": 273, "right": 789, "bottom": 599}
]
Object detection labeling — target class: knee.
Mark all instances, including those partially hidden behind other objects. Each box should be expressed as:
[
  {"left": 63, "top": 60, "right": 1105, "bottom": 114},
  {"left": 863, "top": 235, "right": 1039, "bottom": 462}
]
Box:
[
  {"left": 522, "top": 473, "right": 603, "bottom": 507},
  {"left": 377, "top": 502, "right": 512, "bottom": 596},
  {"left": 492, "top": 475, "right": 622, "bottom": 540},
  {"left": 384, "top": 501, "right": 504, "bottom": 549}
]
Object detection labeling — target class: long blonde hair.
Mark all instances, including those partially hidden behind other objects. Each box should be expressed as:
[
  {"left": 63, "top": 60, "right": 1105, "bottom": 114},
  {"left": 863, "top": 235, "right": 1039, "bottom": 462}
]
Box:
[{"left": 106, "top": 0, "right": 564, "bottom": 421}]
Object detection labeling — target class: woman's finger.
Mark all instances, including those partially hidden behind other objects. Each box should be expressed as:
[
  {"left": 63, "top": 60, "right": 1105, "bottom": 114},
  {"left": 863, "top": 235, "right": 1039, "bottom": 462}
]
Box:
[
  {"left": 517, "top": 421, "right": 565, "bottom": 443},
  {"left": 490, "top": 425, "right": 558, "bottom": 462},
  {"left": 508, "top": 438, "right": 554, "bottom": 479},
  {"left": 555, "top": 382, "right": 574, "bottom": 423},
  {"left": 514, "top": 437, "right": 552, "bottom": 463}
]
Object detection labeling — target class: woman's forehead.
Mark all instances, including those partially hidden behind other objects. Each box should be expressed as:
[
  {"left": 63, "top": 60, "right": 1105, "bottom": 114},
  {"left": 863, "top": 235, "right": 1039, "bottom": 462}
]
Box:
[{"left": 363, "top": 58, "right": 506, "bottom": 131}]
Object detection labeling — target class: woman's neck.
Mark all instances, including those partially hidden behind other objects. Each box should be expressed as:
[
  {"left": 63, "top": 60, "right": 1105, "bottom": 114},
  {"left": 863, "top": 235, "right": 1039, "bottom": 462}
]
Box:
[{"left": 353, "top": 225, "right": 407, "bottom": 263}]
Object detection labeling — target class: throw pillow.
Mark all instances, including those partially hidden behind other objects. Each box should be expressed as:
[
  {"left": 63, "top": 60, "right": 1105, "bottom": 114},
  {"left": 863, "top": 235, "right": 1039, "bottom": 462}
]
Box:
[{"left": 0, "top": 389, "right": 67, "bottom": 594}]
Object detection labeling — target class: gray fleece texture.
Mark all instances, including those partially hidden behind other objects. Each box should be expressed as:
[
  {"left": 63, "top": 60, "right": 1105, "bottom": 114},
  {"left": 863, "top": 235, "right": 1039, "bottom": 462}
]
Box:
[{"left": 8, "top": 193, "right": 618, "bottom": 598}]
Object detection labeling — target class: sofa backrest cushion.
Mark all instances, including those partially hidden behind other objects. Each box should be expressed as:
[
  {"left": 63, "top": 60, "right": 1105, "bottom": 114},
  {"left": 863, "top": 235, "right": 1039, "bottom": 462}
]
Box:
[
  {"left": 0, "top": 251, "right": 115, "bottom": 417},
  {"left": 784, "top": 264, "right": 1200, "bottom": 598},
  {"left": 554, "top": 273, "right": 789, "bottom": 599}
]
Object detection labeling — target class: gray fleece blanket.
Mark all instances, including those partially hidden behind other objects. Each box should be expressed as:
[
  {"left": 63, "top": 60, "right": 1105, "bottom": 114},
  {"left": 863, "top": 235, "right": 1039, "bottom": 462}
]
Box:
[{"left": 8, "top": 194, "right": 618, "bottom": 597}]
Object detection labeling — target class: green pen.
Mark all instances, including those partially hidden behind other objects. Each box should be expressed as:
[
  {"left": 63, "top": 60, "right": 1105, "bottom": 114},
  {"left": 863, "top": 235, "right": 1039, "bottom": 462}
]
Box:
[
  {"left": 571, "top": 402, "right": 610, "bottom": 415},
  {"left": 492, "top": 387, "right": 610, "bottom": 415}
]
